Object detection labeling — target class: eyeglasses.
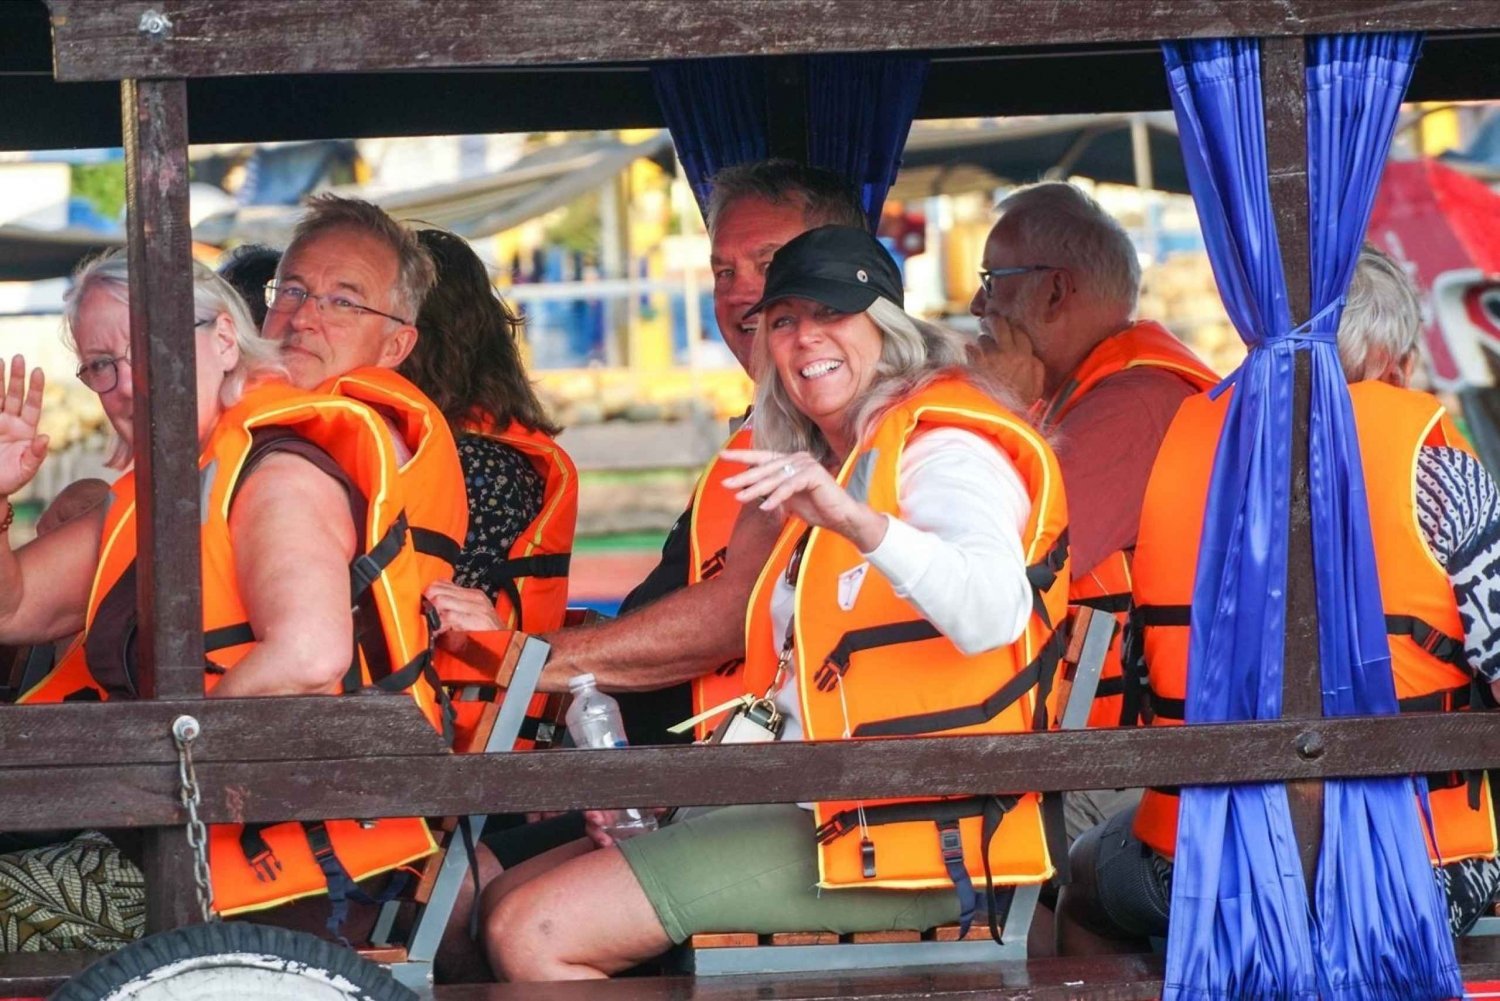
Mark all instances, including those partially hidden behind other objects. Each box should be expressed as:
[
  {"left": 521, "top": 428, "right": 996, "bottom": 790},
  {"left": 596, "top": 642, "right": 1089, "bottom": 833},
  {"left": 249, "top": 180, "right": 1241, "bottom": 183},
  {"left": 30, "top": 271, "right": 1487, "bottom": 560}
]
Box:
[
  {"left": 76, "top": 354, "right": 131, "bottom": 394},
  {"left": 77, "top": 318, "right": 215, "bottom": 393},
  {"left": 264, "top": 281, "right": 409, "bottom": 326},
  {"left": 977, "top": 265, "right": 1058, "bottom": 295}
]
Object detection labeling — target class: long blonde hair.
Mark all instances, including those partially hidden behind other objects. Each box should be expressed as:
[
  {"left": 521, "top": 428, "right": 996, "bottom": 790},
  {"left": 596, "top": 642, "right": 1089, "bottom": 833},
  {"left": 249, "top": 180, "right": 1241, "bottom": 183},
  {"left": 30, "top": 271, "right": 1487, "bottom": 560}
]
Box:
[{"left": 751, "top": 296, "right": 1023, "bottom": 464}]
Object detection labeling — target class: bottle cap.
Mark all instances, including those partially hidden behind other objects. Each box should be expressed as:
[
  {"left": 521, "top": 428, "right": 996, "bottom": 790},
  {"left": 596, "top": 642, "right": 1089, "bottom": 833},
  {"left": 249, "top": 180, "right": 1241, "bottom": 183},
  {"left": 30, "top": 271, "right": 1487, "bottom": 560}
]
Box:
[{"left": 567, "top": 673, "right": 597, "bottom": 693}]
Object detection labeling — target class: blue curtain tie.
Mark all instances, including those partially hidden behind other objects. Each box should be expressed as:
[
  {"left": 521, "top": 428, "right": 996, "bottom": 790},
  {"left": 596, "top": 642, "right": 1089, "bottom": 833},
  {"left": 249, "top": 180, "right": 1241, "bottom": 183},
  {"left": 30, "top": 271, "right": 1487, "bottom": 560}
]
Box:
[
  {"left": 1277, "top": 296, "right": 1346, "bottom": 345},
  {"left": 1209, "top": 297, "right": 1346, "bottom": 400}
]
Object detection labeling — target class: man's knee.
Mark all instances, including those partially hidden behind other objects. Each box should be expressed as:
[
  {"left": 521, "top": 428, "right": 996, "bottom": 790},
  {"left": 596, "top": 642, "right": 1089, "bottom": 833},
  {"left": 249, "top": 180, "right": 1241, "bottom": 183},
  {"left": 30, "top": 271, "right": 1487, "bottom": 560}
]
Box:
[
  {"left": 1058, "top": 813, "right": 1116, "bottom": 938},
  {"left": 1060, "top": 807, "right": 1169, "bottom": 943}
]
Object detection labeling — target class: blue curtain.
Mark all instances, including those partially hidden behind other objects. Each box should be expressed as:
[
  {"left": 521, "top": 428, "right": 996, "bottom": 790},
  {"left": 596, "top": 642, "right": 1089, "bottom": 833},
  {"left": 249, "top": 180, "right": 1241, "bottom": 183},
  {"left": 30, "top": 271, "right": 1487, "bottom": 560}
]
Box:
[
  {"left": 1304, "top": 34, "right": 1460, "bottom": 1001},
  {"left": 650, "top": 59, "right": 769, "bottom": 213},
  {"left": 806, "top": 54, "right": 928, "bottom": 230},
  {"left": 650, "top": 55, "right": 927, "bottom": 229},
  {"left": 1160, "top": 34, "right": 1459, "bottom": 1001}
]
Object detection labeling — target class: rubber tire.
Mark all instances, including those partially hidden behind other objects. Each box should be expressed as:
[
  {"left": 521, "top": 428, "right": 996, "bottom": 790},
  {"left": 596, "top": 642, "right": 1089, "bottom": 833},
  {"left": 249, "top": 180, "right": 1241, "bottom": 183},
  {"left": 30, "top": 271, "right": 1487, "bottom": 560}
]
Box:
[{"left": 50, "top": 922, "right": 416, "bottom": 1001}]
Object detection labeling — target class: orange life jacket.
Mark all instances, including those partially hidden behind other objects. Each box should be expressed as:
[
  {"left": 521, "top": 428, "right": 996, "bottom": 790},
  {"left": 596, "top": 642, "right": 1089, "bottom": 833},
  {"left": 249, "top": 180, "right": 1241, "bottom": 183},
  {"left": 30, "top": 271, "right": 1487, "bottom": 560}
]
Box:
[
  {"left": 741, "top": 378, "right": 1070, "bottom": 932},
  {"left": 683, "top": 421, "right": 755, "bottom": 740},
  {"left": 1130, "top": 381, "right": 1497, "bottom": 864},
  {"left": 439, "top": 412, "right": 578, "bottom": 750},
  {"left": 21, "top": 380, "right": 444, "bottom": 916},
  {"left": 322, "top": 367, "right": 468, "bottom": 586},
  {"left": 1040, "top": 321, "right": 1218, "bottom": 729}
]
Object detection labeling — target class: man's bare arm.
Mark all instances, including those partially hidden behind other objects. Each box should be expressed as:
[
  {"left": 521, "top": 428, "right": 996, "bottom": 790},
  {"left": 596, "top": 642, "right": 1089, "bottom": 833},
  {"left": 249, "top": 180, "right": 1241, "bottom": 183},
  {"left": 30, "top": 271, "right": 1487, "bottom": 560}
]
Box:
[{"left": 537, "top": 502, "right": 780, "bottom": 693}]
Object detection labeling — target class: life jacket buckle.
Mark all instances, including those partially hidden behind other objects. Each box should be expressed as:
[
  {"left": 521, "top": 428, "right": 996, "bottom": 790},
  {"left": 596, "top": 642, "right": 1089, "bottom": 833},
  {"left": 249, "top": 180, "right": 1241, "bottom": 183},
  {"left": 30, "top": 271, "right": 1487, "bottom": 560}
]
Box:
[
  {"left": 860, "top": 836, "right": 877, "bottom": 879},
  {"left": 248, "top": 849, "right": 281, "bottom": 883},
  {"left": 938, "top": 824, "right": 963, "bottom": 864}
]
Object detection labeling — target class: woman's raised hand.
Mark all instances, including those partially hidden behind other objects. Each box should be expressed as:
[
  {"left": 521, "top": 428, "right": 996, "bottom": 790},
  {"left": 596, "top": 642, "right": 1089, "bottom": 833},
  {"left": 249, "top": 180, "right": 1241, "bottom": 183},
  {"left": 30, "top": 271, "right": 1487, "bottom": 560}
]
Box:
[
  {"left": 721, "top": 448, "right": 888, "bottom": 553},
  {"left": 0, "top": 356, "right": 48, "bottom": 499}
]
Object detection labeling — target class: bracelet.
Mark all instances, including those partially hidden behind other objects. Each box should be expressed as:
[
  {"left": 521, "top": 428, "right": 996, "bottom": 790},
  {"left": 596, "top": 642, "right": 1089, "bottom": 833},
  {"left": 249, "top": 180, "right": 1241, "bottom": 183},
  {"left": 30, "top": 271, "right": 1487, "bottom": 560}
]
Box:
[{"left": 0, "top": 502, "right": 12, "bottom": 535}]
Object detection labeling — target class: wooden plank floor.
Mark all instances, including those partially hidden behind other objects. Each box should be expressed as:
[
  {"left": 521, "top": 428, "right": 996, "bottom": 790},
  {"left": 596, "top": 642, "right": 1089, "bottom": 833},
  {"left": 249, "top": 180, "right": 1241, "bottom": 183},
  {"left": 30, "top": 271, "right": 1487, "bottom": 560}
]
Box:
[
  {"left": 430, "top": 956, "right": 1166, "bottom": 1000},
  {"left": 4, "top": 937, "right": 1496, "bottom": 1000}
]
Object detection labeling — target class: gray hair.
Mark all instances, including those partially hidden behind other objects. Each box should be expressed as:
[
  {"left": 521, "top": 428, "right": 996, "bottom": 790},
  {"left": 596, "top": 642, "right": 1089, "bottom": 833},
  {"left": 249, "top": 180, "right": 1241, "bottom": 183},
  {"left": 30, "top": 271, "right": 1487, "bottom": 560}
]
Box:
[
  {"left": 65, "top": 250, "right": 287, "bottom": 410},
  {"left": 1337, "top": 246, "right": 1421, "bottom": 383},
  {"left": 705, "top": 160, "right": 867, "bottom": 237},
  {"left": 752, "top": 296, "right": 1020, "bottom": 464},
  {"left": 994, "top": 181, "right": 1141, "bottom": 313},
  {"left": 283, "top": 194, "right": 436, "bottom": 322}
]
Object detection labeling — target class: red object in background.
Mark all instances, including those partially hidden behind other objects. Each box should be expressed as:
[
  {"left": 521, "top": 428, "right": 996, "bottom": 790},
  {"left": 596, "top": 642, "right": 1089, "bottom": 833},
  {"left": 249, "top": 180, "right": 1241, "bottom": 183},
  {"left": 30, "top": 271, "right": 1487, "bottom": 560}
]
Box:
[
  {"left": 878, "top": 206, "right": 926, "bottom": 257},
  {"left": 1368, "top": 159, "right": 1500, "bottom": 389}
]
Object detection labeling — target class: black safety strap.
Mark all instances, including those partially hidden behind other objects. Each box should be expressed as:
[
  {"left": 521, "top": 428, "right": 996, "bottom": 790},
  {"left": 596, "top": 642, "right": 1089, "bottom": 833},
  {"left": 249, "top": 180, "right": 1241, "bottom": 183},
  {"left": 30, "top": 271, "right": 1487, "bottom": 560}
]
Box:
[
  {"left": 1397, "top": 683, "right": 1472, "bottom": 714},
  {"left": 1385, "top": 614, "right": 1467, "bottom": 670},
  {"left": 480, "top": 553, "right": 572, "bottom": 633},
  {"left": 1118, "top": 608, "right": 1151, "bottom": 726},
  {"left": 204, "top": 623, "right": 255, "bottom": 654},
  {"left": 375, "top": 624, "right": 457, "bottom": 750},
  {"left": 814, "top": 619, "right": 942, "bottom": 692},
  {"left": 410, "top": 527, "right": 464, "bottom": 570},
  {"left": 1072, "top": 593, "right": 1131, "bottom": 614},
  {"left": 457, "top": 815, "right": 483, "bottom": 940},
  {"left": 1092, "top": 676, "right": 1126, "bottom": 698},
  {"left": 852, "top": 629, "right": 1065, "bottom": 737},
  {"left": 980, "top": 795, "right": 1018, "bottom": 944},
  {"left": 1136, "top": 603, "right": 1191, "bottom": 627},
  {"left": 1026, "top": 530, "right": 1070, "bottom": 628},
  {"left": 305, "top": 821, "right": 410, "bottom": 944},
  {"left": 351, "top": 513, "right": 411, "bottom": 602}
]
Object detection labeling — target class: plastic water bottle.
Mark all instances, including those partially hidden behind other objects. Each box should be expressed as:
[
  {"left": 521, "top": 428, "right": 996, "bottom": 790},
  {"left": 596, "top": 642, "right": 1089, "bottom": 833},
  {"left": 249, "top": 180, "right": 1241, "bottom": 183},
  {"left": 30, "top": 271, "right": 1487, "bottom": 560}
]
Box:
[{"left": 564, "top": 674, "right": 659, "bottom": 841}]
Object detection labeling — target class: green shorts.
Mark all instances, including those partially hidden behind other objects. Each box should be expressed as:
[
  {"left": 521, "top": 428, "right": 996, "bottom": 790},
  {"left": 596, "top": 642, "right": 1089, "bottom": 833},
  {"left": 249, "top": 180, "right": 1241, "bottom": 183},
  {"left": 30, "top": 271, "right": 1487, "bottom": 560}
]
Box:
[{"left": 617, "top": 803, "right": 959, "bottom": 944}]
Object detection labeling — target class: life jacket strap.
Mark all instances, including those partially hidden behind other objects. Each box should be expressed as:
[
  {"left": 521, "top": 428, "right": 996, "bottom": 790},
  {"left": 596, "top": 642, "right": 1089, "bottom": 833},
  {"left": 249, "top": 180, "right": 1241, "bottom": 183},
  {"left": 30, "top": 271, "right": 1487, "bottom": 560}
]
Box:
[
  {"left": 377, "top": 646, "right": 456, "bottom": 748},
  {"left": 814, "top": 619, "right": 942, "bottom": 692},
  {"left": 304, "top": 821, "right": 409, "bottom": 944},
  {"left": 936, "top": 819, "right": 976, "bottom": 936},
  {"left": 1136, "top": 603, "right": 1191, "bottom": 627},
  {"left": 850, "top": 628, "right": 1065, "bottom": 738},
  {"left": 1072, "top": 593, "right": 1131, "bottom": 614},
  {"left": 480, "top": 552, "right": 573, "bottom": 632},
  {"left": 1025, "top": 530, "right": 1070, "bottom": 628},
  {"left": 1385, "top": 614, "right": 1467, "bottom": 670},
  {"left": 351, "top": 512, "right": 411, "bottom": 600},
  {"left": 410, "top": 527, "right": 464, "bottom": 569}
]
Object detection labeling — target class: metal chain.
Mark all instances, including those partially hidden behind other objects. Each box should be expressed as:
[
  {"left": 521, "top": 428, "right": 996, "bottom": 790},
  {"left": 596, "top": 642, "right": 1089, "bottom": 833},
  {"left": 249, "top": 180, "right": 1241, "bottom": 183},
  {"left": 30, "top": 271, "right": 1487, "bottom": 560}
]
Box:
[{"left": 171, "top": 715, "right": 217, "bottom": 923}]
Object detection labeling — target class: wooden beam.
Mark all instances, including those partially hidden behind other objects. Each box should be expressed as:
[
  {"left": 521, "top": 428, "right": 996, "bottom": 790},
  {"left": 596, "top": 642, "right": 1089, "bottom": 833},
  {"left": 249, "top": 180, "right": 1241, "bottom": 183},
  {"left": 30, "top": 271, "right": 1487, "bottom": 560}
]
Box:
[
  {"left": 0, "top": 711, "right": 1492, "bottom": 831},
  {"left": 121, "top": 77, "right": 202, "bottom": 934},
  {"left": 47, "top": 1, "right": 1500, "bottom": 83},
  {"left": 121, "top": 78, "right": 203, "bottom": 701},
  {"left": 1261, "top": 34, "right": 1323, "bottom": 898},
  {"left": 0, "top": 695, "right": 445, "bottom": 768}
]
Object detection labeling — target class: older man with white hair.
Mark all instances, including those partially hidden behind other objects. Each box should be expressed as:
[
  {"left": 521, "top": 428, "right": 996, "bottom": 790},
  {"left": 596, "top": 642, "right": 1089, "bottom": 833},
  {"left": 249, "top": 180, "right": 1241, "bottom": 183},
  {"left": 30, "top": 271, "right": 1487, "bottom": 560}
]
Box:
[{"left": 969, "top": 181, "right": 1220, "bottom": 838}]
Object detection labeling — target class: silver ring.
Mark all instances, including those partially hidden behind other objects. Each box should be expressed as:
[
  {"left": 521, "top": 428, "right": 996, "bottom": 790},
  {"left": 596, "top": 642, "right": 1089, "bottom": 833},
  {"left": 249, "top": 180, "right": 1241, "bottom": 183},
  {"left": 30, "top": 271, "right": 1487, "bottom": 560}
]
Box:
[{"left": 781, "top": 462, "right": 796, "bottom": 478}]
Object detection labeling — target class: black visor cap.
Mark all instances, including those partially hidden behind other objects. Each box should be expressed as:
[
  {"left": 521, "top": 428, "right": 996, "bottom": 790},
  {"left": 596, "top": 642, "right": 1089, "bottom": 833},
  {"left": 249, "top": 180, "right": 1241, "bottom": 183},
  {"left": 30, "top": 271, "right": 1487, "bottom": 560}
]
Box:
[{"left": 745, "top": 225, "right": 904, "bottom": 318}]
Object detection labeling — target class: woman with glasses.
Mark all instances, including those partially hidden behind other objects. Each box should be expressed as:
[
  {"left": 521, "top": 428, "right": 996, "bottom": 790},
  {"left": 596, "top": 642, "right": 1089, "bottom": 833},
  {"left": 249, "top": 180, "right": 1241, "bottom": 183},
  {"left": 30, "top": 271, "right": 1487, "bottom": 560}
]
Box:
[
  {"left": 482, "top": 226, "right": 1071, "bottom": 982},
  {"left": 0, "top": 251, "right": 446, "bottom": 951}
]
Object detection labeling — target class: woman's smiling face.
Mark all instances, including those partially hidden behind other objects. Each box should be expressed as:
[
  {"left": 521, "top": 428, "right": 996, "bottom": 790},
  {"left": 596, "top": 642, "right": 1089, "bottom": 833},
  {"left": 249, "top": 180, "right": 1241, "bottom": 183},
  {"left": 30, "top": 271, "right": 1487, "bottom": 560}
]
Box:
[{"left": 764, "top": 297, "right": 883, "bottom": 454}]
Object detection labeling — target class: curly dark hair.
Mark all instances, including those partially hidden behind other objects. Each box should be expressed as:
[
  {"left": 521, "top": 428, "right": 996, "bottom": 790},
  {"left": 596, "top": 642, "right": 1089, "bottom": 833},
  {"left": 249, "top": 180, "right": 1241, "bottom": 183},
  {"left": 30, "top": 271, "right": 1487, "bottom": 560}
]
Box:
[{"left": 401, "top": 229, "right": 558, "bottom": 436}]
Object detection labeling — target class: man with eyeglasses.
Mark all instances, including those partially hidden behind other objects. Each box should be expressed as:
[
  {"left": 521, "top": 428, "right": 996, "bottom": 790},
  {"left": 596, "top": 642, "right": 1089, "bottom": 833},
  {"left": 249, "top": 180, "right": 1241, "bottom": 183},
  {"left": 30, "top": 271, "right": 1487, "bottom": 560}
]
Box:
[
  {"left": 262, "top": 193, "right": 464, "bottom": 527},
  {"left": 968, "top": 181, "right": 1219, "bottom": 842}
]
